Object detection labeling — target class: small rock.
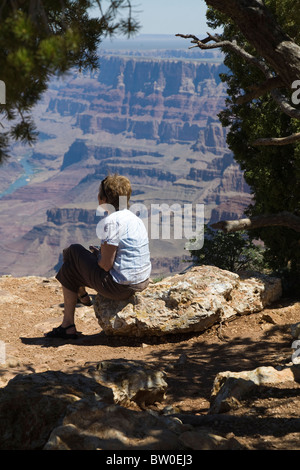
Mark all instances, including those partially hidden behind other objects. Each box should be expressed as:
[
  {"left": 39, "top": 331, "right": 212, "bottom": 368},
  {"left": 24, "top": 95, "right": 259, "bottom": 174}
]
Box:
[
  {"left": 291, "top": 340, "right": 300, "bottom": 365},
  {"left": 162, "top": 405, "right": 177, "bottom": 415},
  {"left": 210, "top": 366, "right": 296, "bottom": 414},
  {"left": 179, "top": 429, "right": 244, "bottom": 450},
  {"left": 260, "top": 313, "right": 277, "bottom": 324},
  {"left": 45, "top": 401, "right": 189, "bottom": 450},
  {"left": 177, "top": 353, "right": 188, "bottom": 365},
  {"left": 89, "top": 359, "right": 168, "bottom": 407},
  {"left": 5, "top": 356, "right": 20, "bottom": 368},
  {"left": 291, "top": 322, "right": 300, "bottom": 339}
]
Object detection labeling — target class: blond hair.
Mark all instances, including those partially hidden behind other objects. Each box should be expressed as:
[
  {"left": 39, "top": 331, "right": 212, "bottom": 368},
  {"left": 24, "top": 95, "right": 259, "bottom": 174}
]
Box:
[{"left": 99, "top": 174, "right": 132, "bottom": 210}]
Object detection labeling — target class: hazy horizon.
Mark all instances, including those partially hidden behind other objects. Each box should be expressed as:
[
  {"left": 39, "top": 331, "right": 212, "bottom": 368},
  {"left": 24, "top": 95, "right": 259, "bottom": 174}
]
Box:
[{"left": 101, "top": 33, "right": 200, "bottom": 51}]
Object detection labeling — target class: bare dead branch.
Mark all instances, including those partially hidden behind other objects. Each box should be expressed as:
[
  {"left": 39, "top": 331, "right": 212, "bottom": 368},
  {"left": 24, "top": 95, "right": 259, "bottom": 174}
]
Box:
[
  {"left": 252, "top": 132, "right": 300, "bottom": 146},
  {"left": 176, "top": 33, "right": 271, "bottom": 76},
  {"left": 211, "top": 212, "right": 300, "bottom": 233},
  {"left": 270, "top": 89, "right": 300, "bottom": 120}
]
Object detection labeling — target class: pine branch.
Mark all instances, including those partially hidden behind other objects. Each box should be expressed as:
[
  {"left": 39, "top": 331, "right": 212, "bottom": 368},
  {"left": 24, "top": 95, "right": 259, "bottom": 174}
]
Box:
[{"left": 235, "top": 77, "right": 284, "bottom": 104}]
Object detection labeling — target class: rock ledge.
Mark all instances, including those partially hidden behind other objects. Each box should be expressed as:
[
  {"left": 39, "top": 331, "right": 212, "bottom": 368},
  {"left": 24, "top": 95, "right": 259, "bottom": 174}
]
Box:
[{"left": 94, "top": 265, "right": 282, "bottom": 337}]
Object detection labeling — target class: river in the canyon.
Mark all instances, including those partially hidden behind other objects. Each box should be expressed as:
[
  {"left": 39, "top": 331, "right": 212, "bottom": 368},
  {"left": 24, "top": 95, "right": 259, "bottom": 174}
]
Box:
[{"left": 0, "top": 155, "right": 36, "bottom": 199}]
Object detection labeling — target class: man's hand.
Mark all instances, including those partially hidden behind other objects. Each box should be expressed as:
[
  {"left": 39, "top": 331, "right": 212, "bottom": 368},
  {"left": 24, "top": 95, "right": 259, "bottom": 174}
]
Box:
[{"left": 89, "top": 245, "right": 100, "bottom": 257}]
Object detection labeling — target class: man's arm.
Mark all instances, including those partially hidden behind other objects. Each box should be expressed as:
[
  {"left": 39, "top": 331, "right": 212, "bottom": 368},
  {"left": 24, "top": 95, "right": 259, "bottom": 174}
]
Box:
[{"left": 98, "top": 242, "right": 117, "bottom": 272}]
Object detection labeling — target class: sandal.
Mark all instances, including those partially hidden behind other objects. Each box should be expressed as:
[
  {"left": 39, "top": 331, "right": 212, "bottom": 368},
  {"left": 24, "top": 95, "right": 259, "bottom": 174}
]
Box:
[
  {"left": 77, "top": 292, "right": 93, "bottom": 306},
  {"left": 45, "top": 324, "right": 78, "bottom": 340}
]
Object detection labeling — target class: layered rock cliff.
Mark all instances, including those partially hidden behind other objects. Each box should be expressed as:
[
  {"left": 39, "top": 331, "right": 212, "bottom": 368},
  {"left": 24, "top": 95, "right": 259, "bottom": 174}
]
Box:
[
  {"left": 0, "top": 51, "right": 251, "bottom": 277},
  {"left": 48, "top": 56, "right": 227, "bottom": 147}
]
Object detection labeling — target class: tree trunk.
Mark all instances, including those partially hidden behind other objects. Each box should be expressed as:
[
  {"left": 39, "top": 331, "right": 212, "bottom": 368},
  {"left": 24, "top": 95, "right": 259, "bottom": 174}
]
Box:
[{"left": 205, "top": 0, "right": 300, "bottom": 86}]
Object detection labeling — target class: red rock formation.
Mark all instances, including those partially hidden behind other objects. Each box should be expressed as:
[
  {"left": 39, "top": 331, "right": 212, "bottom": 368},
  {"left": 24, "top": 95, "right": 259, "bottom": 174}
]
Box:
[{"left": 0, "top": 54, "right": 251, "bottom": 277}]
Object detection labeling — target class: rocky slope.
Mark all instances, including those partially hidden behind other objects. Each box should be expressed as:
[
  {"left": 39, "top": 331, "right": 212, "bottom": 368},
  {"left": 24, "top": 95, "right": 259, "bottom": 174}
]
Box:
[{"left": 0, "top": 271, "right": 299, "bottom": 450}]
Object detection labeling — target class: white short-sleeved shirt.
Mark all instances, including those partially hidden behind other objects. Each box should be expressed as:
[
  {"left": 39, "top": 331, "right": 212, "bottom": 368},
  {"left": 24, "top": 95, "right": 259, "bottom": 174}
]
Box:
[{"left": 97, "top": 209, "right": 151, "bottom": 285}]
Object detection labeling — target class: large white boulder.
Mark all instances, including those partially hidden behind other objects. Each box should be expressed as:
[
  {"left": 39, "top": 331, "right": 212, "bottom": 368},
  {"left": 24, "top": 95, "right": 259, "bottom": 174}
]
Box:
[{"left": 94, "top": 266, "right": 282, "bottom": 337}]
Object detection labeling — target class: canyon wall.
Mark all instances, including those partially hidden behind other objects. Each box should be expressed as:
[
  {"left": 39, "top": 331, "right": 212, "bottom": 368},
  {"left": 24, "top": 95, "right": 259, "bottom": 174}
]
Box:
[{"left": 0, "top": 49, "right": 251, "bottom": 277}]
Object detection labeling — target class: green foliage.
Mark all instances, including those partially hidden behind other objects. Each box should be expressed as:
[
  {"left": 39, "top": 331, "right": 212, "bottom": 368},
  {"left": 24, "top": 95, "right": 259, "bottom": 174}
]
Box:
[
  {"left": 189, "top": 226, "right": 266, "bottom": 274},
  {"left": 0, "top": 0, "right": 139, "bottom": 161},
  {"left": 206, "top": 1, "right": 300, "bottom": 287},
  {"left": 267, "top": 0, "right": 300, "bottom": 43}
]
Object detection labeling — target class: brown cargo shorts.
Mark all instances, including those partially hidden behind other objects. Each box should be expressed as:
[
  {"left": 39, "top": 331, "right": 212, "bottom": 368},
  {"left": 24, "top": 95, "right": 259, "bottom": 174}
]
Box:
[{"left": 56, "top": 244, "right": 149, "bottom": 300}]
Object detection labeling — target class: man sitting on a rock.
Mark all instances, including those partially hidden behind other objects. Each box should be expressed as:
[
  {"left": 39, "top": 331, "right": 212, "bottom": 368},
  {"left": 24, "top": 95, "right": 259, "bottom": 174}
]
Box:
[{"left": 45, "top": 174, "right": 151, "bottom": 340}]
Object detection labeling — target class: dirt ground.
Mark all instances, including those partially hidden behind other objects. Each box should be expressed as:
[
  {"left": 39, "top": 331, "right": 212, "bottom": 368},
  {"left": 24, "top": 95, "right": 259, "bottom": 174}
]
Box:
[{"left": 0, "top": 274, "right": 300, "bottom": 451}]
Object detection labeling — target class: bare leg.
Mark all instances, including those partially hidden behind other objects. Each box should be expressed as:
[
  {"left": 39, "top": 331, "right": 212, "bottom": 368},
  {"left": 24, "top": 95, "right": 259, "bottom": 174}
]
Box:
[
  {"left": 78, "top": 286, "right": 87, "bottom": 299},
  {"left": 77, "top": 285, "right": 92, "bottom": 305},
  {"left": 61, "top": 286, "right": 78, "bottom": 335}
]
